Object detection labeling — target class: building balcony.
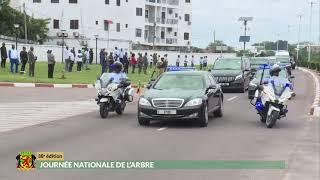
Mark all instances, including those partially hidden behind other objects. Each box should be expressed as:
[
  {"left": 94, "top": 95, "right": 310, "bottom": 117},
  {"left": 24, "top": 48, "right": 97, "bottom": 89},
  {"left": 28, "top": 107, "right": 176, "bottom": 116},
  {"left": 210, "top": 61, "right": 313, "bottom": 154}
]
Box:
[
  {"left": 166, "top": 38, "right": 177, "bottom": 44},
  {"left": 145, "top": 0, "right": 179, "bottom": 6}
]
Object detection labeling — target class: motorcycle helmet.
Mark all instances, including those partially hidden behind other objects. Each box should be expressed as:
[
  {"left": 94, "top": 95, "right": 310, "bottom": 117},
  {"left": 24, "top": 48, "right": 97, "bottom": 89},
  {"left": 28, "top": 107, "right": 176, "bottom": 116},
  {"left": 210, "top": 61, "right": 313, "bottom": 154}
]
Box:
[
  {"left": 270, "top": 64, "right": 281, "bottom": 77},
  {"left": 113, "top": 61, "right": 123, "bottom": 73}
]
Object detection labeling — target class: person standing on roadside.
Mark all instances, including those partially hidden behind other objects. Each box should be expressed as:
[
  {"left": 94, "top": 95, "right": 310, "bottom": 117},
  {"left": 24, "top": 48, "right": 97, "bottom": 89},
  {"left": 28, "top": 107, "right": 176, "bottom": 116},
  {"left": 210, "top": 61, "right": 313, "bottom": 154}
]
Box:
[
  {"left": 47, "top": 49, "right": 56, "bottom": 78},
  {"left": 1, "top": 43, "right": 7, "bottom": 69},
  {"left": 149, "top": 54, "right": 153, "bottom": 68},
  {"left": 131, "top": 53, "right": 137, "bottom": 74},
  {"left": 123, "top": 52, "right": 129, "bottom": 74},
  {"left": 27, "top": 46, "right": 36, "bottom": 77},
  {"left": 89, "top": 48, "right": 94, "bottom": 64},
  {"left": 20, "top": 47, "right": 28, "bottom": 74},
  {"left": 143, "top": 52, "right": 149, "bottom": 74},
  {"left": 164, "top": 54, "right": 168, "bottom": 72},
  {"left": 137, "top": 53, "right": 143, "bottom": 74},
  {"left": 176, "top": 55, "right": 181, "bottom": 67},
  {"left": 114, "top": 47, "right": 119, "bottom": 61},
  {"left": 184, "top": 55, "right": 188, "bottom": 67},
  {"left": 100, "top": 48, "right": 107, "bottom": 74},
  {"left": 153, "top": 53, "right": 158, "bottom": 67},
  {"left": 203, "top": 56, "right": 208, "bottom": 70},
  {"left": 199, "top": 57, "right": 203, "bottom": 70},
  {"left": 119, "top": 48, "right": 124, "bottom": 63},
  {"left": 69, "top": 48, "right": 75, "bottom": 72},
  {"left": 108, "top": 52, "right": 114, "bottom": 72},
  {"left": 9, "top": 45, "right": 19, "bottom": 73},
  {"left": 64, "top": 46, "right": 70, "bottom": 72},
  {"left": 85, "top": 48, "right": 90, "bottom": 70},
  {"left": 191, "top": 55, "right": 195, "bottom": 67},
  {"left": 76, "top": 50, "right": 83, "bottom": 72}
]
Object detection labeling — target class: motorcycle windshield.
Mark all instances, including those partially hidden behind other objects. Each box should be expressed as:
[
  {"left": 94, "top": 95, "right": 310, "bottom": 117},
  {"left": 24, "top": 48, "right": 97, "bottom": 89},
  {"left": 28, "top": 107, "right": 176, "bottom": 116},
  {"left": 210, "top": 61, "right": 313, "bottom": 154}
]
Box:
[
  {"left": 100, "top": 73, "right": 113, "bottom": 88},
  {"left": 269, "top": 77, "right": 289, "bottom": 98}
]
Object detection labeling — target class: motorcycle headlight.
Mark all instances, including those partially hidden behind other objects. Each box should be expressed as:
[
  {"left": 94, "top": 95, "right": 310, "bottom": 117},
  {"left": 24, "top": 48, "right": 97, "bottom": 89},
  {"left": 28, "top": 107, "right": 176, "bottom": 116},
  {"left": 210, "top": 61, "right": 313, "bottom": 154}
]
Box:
[
  {"left": 185, "top": 98, "right": 203, "bottom": 107},
  {"left": 139, "top": 98, "right": 151, "bottom": 106},
  {"left": 235, "top": 75, "right": 243, "bottom": 81}
]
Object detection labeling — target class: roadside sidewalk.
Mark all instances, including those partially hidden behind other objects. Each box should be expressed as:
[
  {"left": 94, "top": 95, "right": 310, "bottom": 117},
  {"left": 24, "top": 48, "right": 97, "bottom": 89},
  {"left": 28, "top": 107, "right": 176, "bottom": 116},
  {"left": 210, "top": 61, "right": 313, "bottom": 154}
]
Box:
[
  {"left": 0, "top": 82, "right": 139, "bottom": 88},
  {"left": 298, "top": 67, "right": 320, "bottom": 117}
]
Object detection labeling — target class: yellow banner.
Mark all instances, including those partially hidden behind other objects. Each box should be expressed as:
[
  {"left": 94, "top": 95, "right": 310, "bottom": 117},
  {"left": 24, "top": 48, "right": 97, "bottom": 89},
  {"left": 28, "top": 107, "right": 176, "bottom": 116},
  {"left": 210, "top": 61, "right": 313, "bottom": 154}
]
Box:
[{"left": 37, "top": 152, "right": 64, "bottom": 161}]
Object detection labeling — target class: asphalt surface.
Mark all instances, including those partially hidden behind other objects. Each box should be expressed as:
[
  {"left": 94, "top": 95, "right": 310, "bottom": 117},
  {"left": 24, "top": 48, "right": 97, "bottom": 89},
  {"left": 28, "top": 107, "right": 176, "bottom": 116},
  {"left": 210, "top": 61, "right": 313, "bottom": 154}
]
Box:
[{"left": 0, "top": 70, "right": 319, "bottom": 180}]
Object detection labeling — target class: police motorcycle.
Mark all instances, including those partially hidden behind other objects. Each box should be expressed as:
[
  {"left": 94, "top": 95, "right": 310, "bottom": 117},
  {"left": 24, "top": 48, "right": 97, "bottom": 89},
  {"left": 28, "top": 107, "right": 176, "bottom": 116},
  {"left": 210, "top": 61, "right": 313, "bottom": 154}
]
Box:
[
  {"left": 250, "top": 64, "right": 294, "bottom": 128},
  {"left": 95, "top": 63, "right": 135, "bottom": 119}
]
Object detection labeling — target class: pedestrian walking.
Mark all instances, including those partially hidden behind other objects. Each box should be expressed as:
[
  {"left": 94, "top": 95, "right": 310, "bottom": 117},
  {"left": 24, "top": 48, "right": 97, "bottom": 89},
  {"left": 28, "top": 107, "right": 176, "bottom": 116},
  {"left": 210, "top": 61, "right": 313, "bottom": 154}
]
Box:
[
  {"left": 131, "top": 53, "right": 137, "bottom": 74},
  {"left": 47, "top": 49, "right": 56, "bottom": 78},
  {"left": 137, "top": 53, "right": 143, "bottom": 74},
  {"left": 89, "top": 48, "right": 94, "bottom": 64},
  {"left": 119, "top": 48, "right": 124, "bottom": 63},
  {"left": 164, "top": 54, "right": 168, "bottom": 72},
  {"left": 191, "top": 55, "right": 195, "bottom": 67},
  {"left": 1, "top": 43, "right": 7, "bottom": 69},
  {"left": 85, "top": 48, "right": 90, "bottom": 70},
  {"left": 108, "top": 52, "right": 114, "bottom": 72},
  {"left": 199, "top": 57, "right": 203, "bottom": 70},
  {"left": 100, "top": 48, "right": 107, "bottom": 74},
  {"left": 20, "top": 47, "right": 28, "bottom": 74},
  {"left": 76, "top": 50, "right": 83, "bottom": 72},
  {"left": 64, "top": 46, "right": 71, "bottom": 72},
  {"left": 149, "top": 54, "right": 153, "bottom": 68},
  {"left": 153, "top": 53, "right": 158, "bottom": 67},
  {"left": 113, "top": 47, "right": 119, "bottom": 61},
  {"left": 9, "top": 45, "right": 19, "bottom": 73},
  {"left": 203, "top": 56, "right": 208, "bottom": 70},
  {"left": 157, "top": 57, "right": 166, "bottom": 76},
  {"left": 143, "top": 52, "right": 149, "bottom": 74},
  {"left": 184, "top": 55, "right": 188, "bottom": 67},
  {"left": 176, "top": 55, "right": 180, "bottom": 67},
  {"left": 123, "top": 52, "right": 129, "bottom": 74},
  {"left": 69, "top": 48, "right": 75, "bottom": 72},
  {"left": 27, "top": 46, "right": 37, "bottom": 77}
]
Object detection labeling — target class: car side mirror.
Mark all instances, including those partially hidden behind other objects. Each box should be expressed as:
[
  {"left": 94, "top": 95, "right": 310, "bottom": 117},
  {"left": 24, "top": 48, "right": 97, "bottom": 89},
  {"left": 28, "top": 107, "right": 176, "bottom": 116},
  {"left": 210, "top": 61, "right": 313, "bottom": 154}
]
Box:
[{"left": 146, "top": 83, "right": 152, "bottom": 89}]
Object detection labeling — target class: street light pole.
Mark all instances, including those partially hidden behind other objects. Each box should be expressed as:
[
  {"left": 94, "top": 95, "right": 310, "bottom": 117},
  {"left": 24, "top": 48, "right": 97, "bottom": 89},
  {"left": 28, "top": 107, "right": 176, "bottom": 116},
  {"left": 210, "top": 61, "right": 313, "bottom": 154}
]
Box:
[
  {"left": 61, "top": 29, "right": 66, "bottom": 64},
  {"left": 14, "top": 24, "right": 19, "bottom": 49},
  {"left": 297, "top": 14, "right": 302, "bottom": 62},
  {"left": 238, "top": 17, "right": 253, "bottom": 56},
  {"left": 94, "top": 35, "right": 99, "bottom": 65},
  {"left": 153, "top": 22, "right": 156, "bottom": 51}
]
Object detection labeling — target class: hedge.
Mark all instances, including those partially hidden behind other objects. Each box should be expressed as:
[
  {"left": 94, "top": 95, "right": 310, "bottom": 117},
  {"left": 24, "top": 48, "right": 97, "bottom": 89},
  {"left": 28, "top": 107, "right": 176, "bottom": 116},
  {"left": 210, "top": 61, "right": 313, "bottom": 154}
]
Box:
[{"left": 297, "top": 61, "right": 320, "bottom": 71}]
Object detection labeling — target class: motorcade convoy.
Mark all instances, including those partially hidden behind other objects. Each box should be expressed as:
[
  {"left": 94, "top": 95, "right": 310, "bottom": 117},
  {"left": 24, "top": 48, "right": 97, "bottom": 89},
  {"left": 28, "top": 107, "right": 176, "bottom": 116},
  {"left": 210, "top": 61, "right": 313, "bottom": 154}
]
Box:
[
  {"left": 249, "top": 57, "right": 270, "bottom": 75},
  {"left": 210, "top": 57, "right": 251, "bottom": 93},
  {"left": 138, "top": 71, "right": 224, "bottom": 127}
]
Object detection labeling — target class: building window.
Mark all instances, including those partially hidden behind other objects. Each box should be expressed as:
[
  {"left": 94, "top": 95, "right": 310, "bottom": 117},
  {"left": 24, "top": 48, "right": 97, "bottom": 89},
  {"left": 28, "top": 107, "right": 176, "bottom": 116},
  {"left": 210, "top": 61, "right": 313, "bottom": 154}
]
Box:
[
  {"left": 69, "top": 0, "right": 77, "bottom": 4},
  {"left": 105, "top": 0, "right": 109, "bottom": 4},
  {"left": 51, "top": 0, "right": 59, "bottom": 3},
  {"left": 175, "top": 13, "right": 178, "bottom": 18},
  {"left": 125, "top": 24, "right": 128, "bottom": 28},
  {"left": 116, "top": 0, "right": 120, "bottom": 6},
  {"left": 161, "top": 31, "right": 165, "bottom": 39},
  {"left": 116, "top": 23, "right": 120, "bottom": 32},
  {"left": 174, "top": 32, "right": 177, "bottom": 36},
  {"left": 184, "top": 32, "right": 189, "bottom": 40},
  {"left": 104, "top": 21, "right": 109, "bottom": 31},
  {"left": 145, "top": 10, "right": 149, "bottom": 18},
  {"left": 70, "top": 20, "right": 79, "bottom": 29},
  {"left": 185, "top": 0, "right": 190, "bottom": 3},
  {"left": 33, "top": 0, "right": 41, "bottom": 3},
  {"left": 184, "top": 14, "right": 190, "bottom": 22},
  {"left": 53, "top": 19, "right": 59, "bottom": 29},
  {"left": 136, "top": 29, "right": 142, "bottom": 37},
  {"left": 95, "top": 21, "right": 98, "bottom": 25},
  {"left": 136, "top": 8, "right": 142, "bottom": 16}
]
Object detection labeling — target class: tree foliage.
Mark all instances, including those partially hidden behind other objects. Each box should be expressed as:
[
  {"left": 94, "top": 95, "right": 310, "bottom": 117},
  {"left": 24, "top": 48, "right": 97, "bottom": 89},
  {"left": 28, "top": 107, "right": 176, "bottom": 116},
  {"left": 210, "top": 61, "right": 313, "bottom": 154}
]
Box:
[{"left": 0, "top": 0, "right": 49, "bottom": 44}]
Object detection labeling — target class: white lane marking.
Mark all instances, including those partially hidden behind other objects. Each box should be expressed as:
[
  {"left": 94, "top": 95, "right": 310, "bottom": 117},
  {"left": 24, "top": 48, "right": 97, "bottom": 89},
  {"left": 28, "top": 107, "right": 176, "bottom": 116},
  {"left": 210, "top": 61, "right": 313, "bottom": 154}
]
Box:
[
  {"left": 227, "top": 96, "right": 238, "bottom": 102},
  {"left": 157, "top": 127, "right": 167, "bottom": 131}
]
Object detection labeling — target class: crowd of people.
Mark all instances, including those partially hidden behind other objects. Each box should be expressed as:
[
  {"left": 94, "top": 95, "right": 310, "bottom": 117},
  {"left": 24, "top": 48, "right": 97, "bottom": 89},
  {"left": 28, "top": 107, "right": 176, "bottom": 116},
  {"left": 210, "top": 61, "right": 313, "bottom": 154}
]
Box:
[{"left": 1, "top": 42, "right": 210, "bottom": 79}]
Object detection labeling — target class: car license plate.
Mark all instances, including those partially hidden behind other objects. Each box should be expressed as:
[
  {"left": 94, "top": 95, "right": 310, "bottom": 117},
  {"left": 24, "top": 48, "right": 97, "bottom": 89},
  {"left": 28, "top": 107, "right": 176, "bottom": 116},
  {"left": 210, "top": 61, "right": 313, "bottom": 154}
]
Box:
[
  {"left": 157, "top": 110, "right": 177, "bottom": 115},
  {"left": 220, "top": 83, "right": 229, "bottom": 86}
]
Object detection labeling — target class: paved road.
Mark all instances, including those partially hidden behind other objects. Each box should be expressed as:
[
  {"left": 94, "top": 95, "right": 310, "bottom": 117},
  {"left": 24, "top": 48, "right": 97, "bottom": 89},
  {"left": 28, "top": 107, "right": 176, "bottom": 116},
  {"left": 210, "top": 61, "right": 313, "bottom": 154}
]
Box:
[{"left": 0, "top": 70, "right": 319, "bottom": 180}]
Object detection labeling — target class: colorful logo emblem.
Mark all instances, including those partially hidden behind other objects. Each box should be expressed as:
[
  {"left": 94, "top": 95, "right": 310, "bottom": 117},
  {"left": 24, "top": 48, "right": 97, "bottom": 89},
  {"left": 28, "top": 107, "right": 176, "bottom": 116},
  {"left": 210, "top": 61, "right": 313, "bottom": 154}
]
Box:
[{"left": 16, "top": 151, "right": 36, "bottom": 171}]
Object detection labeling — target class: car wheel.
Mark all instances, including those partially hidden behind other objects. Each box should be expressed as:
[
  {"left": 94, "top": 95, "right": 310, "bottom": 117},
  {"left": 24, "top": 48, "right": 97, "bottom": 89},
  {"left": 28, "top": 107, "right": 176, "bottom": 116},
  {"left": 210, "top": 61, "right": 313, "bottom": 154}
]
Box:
[
  {"left": 199, "top": 103, "right": 209, "bottom": 127},
  {"left": 213, "top": 98, "right": 223, "bottom": 117}
]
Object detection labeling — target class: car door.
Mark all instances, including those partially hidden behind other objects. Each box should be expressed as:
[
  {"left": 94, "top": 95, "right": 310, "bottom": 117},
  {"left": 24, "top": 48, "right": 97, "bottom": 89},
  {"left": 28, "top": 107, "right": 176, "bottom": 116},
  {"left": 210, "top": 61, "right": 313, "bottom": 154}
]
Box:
[
  {"left": 208, "top": 74, "right": 220, "bottom": 108},
  {"left": 204, "top": 74, "right": 215, "bottom": 112},
  {"left": 243, "top": 59, "right": 251, "bottom": 88}
]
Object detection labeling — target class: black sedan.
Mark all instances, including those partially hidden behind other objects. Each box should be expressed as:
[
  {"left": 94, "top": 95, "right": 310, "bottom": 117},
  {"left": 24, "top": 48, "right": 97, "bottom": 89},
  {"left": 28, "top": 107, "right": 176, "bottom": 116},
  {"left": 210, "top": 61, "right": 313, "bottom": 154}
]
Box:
[{"left": 138, "top": 71, "right": 224, "bottom": 127}]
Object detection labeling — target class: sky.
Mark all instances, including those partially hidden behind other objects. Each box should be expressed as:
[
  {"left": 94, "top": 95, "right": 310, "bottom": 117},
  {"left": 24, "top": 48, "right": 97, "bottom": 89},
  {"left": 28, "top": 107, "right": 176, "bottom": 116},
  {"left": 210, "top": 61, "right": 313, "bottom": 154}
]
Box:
[{"left": 192, "top": 0, "right": 319, "bottom": 48}]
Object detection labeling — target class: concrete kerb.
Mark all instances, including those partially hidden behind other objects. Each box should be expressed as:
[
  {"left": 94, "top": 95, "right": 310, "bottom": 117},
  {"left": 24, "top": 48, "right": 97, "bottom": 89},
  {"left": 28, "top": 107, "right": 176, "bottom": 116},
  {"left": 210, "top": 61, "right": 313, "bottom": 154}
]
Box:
[{"left": 297, "top": 67, "right": 320, "bottom": 117}]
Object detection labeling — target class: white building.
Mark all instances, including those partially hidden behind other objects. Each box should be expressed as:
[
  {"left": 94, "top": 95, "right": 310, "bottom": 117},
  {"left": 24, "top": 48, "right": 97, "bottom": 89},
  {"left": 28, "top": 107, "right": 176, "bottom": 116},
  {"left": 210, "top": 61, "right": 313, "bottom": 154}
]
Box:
[{"left": 10, "top": 0, "right": 192, "bottom": 51}]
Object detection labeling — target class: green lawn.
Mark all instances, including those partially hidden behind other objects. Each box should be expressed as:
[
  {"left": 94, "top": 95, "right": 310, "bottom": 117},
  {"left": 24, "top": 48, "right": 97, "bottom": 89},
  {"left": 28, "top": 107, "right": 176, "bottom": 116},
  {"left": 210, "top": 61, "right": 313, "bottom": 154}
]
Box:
[{"left": 0, "top": 62, "right": 152, "bottom": 86}]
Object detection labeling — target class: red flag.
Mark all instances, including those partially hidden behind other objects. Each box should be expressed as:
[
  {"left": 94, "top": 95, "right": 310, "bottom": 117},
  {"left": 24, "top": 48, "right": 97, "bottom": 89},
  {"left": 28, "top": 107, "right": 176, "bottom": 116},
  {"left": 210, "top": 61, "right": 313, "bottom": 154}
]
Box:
[{"left": 136, "top": 81, "right": 141, "bottom": 95}]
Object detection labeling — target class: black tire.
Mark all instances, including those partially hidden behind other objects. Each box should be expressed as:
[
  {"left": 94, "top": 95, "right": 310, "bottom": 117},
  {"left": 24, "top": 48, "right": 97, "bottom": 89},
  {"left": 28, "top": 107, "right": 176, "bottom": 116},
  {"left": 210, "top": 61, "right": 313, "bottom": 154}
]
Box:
[
  {"left": 239, "top": 84, "right": 246, "bottom": 93},
  {"left": 213, "top": 98, "right": 223, "bottom": 117},
  {"left": 138, "top": 117, "right": 150, "bottom": 126},
  {"left": 260, "top": 114, "right": 267, "bottom": 123},
  {"left": 199, "top": 103, "right": 209, "bottom": 127},
  {"left": 99, "top": 103, "right": 109, "bottom": 119},
  {"left": 115, "top": 102, "right": 126, "bottom": 115},
  {"left": 266, "top": 110, "right": 279, "bottom": 128}
]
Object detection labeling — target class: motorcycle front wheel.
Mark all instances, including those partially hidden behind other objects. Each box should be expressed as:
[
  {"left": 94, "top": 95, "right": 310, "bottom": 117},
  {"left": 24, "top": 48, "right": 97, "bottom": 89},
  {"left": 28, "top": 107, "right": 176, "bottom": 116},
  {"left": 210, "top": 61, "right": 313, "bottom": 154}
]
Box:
[
  {"left": 116, "top": 101, "right": 126, "bottom": 115},
  {"left": 266, "top": 110, "right": 279, "bottom": 128},
  {"left": 100, "top": 103, "right": 109, "bottom": 119}
]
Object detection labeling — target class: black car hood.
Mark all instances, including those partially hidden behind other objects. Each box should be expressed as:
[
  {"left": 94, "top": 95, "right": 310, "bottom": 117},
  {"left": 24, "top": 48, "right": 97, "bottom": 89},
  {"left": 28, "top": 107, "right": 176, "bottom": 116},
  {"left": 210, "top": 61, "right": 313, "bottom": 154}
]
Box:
[
  {"left": 211, "top": 70, "right": 243, "bottom": 77},
  {"left": 143, "top": 89, "right": 204, "bottom": 100}
]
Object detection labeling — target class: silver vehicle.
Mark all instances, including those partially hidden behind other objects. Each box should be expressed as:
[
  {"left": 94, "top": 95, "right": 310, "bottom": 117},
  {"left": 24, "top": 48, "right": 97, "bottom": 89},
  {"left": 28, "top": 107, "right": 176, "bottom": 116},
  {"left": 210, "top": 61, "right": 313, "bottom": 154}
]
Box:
[{"left": 95, "top": 73, "right": 135, "bottom": 119}]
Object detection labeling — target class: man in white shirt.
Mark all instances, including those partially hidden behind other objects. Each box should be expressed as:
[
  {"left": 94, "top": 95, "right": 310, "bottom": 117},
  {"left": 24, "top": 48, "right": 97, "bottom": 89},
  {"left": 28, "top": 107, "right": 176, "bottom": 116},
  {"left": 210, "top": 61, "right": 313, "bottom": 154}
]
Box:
[
  {"left": 119, "top": 48, "right": 124, "bottom": 62},
  {"left": 63, "top": 46, "right": 71, "bottom": 71},
  {"left": 203, "top": 56, "right": 208, "bottom": 70},
  {"left": 114, "top": 47, "right": 119, "bottom": 61},
  {"left": 85, "top": 48, "right": 90, "bottom": 70},
  {"left": 176, "top": 55, "right": 180, "bottom": 67},
  {"left": 184, "top": 55, "right": 188, "bottom": 67},
  {"left": 9, "top": 45, "right": 19, "bottom": 73},
  {"left": 191, "top": 55, "right": 195, "bottom": 67}
]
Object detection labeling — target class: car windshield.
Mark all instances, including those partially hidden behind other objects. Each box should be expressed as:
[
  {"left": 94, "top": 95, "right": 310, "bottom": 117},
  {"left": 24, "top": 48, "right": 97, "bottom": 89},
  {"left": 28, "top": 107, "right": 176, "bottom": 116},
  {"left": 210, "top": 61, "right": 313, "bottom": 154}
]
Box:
[
  {"left": 276, "top": 57, "right": 290, "bottom": 63},
  {"left": 153, "top": 74, "right": 205, "bottom": 90},
  {"left": 213, "top": 59, "right": 242, "bottom": 70},
  {"left": 250, "top": 58, "right": 268, "bottom": 65},
  {"left": 254, "top": 69, "right": 287, "bottom": 79}
]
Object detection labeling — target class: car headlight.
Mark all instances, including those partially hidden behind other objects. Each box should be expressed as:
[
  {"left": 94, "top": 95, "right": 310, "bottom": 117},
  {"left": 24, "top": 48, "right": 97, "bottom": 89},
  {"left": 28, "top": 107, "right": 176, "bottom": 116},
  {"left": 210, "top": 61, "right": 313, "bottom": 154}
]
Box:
[
  {"left": 139, "top": 98, "right": 151, "bottom": 106},
  {"left": 185, "top": 98, "right": 203, "bottom": 107},
  {"left": 235, "top": 75, "right": 243, "bottom": 81}
]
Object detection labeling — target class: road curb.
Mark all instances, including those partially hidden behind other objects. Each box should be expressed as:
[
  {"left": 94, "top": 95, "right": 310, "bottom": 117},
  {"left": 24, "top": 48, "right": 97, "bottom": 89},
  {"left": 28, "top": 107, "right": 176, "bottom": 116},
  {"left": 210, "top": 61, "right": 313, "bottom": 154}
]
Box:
[
  {"left": 297, "top": 67, "right": 320, "bottom": 117},
  {"left": 0, "top": 82, "right": 138, "bottom": 89}
]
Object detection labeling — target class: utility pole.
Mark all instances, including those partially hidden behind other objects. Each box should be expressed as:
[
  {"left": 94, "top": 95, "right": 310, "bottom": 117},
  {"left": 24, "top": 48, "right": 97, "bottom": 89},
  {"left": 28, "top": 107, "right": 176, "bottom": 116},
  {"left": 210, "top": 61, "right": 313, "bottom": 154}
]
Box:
[
  {"left": 297, "top": 14, "right": 302, "bottom": 62},
  {"left": 213, "top": 30, "right": 216, "bottom": 43},
  {"left": 238, "top": 17, "right": 253, "bottom": 56},
  {"left": 23, "top": 3, "right": 27, "bottom": 43},
  {"left": 308, "top": 1, "right": 315, "bottom": 62},
  {"left": 153, "top": 22, "right": 156, "bottom": 51}
]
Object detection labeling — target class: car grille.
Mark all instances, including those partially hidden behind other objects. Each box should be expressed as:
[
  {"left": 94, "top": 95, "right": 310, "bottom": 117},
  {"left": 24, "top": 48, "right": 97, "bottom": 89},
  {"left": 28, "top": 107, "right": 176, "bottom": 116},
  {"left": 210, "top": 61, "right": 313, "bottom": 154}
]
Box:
[
  {"left": 152, "top": 98, "right": 184, "bottom": 108},
  {"left": 215, "top": 76, "right": 235, "bottom": 83}
]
